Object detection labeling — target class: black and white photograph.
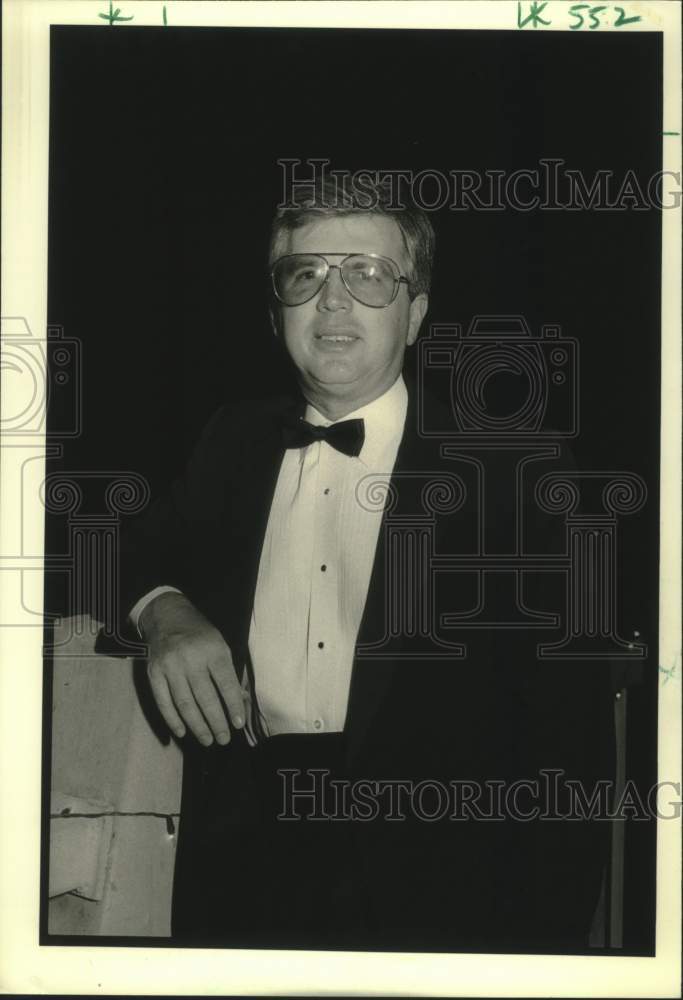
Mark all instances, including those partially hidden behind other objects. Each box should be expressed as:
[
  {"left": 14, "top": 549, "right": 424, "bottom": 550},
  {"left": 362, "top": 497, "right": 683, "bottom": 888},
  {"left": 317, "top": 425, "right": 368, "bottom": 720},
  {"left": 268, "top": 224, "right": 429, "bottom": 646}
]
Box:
[{"left": 1, "top": 1, "right": 680, "bottom": 995}]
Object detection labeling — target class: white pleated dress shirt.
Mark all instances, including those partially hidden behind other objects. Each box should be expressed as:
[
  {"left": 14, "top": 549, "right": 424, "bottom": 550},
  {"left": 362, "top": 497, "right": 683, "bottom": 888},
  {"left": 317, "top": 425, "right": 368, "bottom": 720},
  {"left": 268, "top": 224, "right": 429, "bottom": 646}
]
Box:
[
  {"left": 249, "top": 375, "right": 407, "bottom": 736},
  {"left": 131, "top": 376, "right": 408, "bottom": 739}
]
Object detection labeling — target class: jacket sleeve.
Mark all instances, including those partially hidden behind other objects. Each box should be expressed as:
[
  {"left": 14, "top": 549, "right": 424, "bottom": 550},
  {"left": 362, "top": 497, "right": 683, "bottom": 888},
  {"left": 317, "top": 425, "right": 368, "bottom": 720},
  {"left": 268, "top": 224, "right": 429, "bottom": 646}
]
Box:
[{"left": 103, "top": 404, "right": 232, "bottom": 644}]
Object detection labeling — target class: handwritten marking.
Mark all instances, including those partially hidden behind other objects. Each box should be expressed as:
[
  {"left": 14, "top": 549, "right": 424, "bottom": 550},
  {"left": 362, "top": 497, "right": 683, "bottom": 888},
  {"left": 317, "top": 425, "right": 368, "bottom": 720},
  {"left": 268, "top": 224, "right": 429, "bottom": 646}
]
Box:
[
  {"left": 518, "top": 2, "right": 642, "bottom": 29},
  {"left": 517, "top": 1, "right": 551, "bottom": 28},
  {"left": 613, "top": 5, "right": 641, "bottom": 26},
  {"left": 660, "top": 652, "right": 681, "bottom": 685},
  {"left": 98, "top": 1, "right": 134, "bottom": 24},
  {"left": 569, "top": 5, "right": 606, "bottom": 31}
]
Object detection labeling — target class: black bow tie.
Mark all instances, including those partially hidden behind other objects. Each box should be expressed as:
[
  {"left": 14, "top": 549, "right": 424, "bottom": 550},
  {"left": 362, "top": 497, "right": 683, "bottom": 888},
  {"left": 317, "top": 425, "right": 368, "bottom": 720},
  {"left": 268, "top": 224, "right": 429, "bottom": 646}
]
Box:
[{"left": 282, "top": 416, "right": 365, "bottom": 458}]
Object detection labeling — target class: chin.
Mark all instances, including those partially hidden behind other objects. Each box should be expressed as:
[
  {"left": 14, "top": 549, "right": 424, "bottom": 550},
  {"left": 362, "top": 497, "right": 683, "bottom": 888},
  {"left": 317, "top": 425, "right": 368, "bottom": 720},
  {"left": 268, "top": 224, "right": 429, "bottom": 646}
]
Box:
[{"left": 310, "top": 362, "right": 360, "bottom": 383}]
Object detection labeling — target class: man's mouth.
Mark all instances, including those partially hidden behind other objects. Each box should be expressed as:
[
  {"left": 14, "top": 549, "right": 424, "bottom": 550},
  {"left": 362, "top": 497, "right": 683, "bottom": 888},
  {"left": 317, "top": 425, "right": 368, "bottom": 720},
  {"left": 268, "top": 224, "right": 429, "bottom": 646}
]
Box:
[{"left": 314, "top": 329, "right": 361, "bottom": 344}]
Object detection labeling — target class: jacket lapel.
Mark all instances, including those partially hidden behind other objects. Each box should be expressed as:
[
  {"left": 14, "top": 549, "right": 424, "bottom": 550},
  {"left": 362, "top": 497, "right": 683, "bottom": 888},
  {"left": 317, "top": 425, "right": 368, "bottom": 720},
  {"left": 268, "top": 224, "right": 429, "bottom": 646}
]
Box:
[
  {"left": 344, "top": 385, "right": 429, "bottom": 762},
  {"left": 227, "top": 394, "right": 304, "bottom": 659}
]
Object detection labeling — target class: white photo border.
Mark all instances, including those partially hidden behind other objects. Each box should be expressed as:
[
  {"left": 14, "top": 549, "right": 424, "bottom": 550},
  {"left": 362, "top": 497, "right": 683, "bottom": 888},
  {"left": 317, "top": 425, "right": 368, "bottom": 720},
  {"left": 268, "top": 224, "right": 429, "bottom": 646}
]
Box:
[{"left": 1, "top": 1, "right": 680, "bottom": 995}]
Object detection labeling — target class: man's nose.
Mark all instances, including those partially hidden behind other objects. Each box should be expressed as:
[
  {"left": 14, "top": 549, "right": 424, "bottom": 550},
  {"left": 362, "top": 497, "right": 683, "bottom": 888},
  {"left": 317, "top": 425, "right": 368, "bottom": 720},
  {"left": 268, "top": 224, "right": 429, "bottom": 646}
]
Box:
[{"left": 317, "top": 266, "right": 352, "bottom": 310}]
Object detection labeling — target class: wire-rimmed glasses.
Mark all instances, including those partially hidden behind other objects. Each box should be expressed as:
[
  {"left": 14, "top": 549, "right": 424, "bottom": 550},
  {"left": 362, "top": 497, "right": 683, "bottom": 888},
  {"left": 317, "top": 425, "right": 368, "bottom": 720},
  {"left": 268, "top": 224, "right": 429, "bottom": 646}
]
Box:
[{"left": 271, "top": 252, "right": 411, "bottom": 309}]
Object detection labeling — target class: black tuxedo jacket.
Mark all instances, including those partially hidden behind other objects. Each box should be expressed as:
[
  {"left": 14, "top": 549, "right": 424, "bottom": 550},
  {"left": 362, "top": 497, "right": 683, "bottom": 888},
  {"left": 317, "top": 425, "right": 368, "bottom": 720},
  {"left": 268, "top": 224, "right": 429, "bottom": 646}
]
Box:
[{"left": 115, "top": 379, "right": 614, "bottom": 952}]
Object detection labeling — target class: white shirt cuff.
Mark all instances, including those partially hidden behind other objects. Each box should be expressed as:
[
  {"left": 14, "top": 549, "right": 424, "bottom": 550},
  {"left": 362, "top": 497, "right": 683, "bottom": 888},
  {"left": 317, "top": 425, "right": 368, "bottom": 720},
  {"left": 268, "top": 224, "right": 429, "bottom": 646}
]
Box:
[{"left": 129, "top": 586, "right": 182, "bottom": 638}]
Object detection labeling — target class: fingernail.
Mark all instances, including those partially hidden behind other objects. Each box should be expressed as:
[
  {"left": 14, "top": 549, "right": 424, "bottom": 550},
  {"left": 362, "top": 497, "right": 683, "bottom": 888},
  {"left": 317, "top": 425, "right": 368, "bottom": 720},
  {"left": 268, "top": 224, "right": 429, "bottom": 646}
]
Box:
[
  {"left": 233, "top": 715, "right": 244, "bottom": 729},
  {"left": 201, "top": 735, "right": 213, "bottom": 747},
  {"left": 216, "top": 731, "right": 230, "bottom": 745}
]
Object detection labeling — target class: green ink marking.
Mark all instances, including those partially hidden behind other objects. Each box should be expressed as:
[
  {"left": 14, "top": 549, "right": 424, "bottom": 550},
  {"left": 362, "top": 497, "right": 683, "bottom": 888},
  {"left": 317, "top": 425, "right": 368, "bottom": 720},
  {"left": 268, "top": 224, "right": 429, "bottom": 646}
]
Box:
[
  {"left": 163, "top": 4, "right": 168, "bottom": 25},
  {"left": 588, "top": 5, "right": 607, "bottom": 29},
  {"left": 660, "top": 652, "right": 681, "bottom": 685},
  {"left": 98, "top": 1, "right": 134, "bottom": 24},
  {"left": 517, "top": 1, "right": 551, "bottom": 29},
  {"left": 614, "top": 6, "right": 642, "bottom": 26},
  {"left": 663, "top": 132, "right": 681, "bottom": 136},
  {"left": 568, "top": 4, "right": 590, "bottom": 30}
]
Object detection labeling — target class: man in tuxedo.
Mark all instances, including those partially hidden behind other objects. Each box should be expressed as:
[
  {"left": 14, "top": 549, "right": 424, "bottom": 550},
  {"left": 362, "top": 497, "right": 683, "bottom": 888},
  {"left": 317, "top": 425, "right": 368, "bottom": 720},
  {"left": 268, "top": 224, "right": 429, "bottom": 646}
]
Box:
[{"left": 120, "top": 175, "right": 613, "bottom": 951}]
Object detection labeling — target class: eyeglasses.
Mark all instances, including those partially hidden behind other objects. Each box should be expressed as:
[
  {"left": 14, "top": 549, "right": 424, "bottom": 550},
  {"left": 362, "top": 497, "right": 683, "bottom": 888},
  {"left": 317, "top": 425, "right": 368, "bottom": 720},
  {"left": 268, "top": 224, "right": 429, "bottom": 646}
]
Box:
[{"left": 271, "top": 252, "right": 412, "bottom": 309}]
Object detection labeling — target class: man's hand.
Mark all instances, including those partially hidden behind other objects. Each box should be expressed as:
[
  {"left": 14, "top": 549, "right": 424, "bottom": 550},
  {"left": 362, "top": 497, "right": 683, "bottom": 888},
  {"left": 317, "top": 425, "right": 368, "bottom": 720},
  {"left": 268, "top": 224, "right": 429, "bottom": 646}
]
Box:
[{"left": 139, "top": 591, "right": 245, "bottom": 746}]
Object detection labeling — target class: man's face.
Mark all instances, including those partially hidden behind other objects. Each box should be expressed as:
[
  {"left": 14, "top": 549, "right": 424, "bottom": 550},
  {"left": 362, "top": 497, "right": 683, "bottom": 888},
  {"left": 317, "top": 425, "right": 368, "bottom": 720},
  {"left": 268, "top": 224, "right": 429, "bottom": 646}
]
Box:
[{"left": 273, "top": 215, "right": 428, "bottom": 416}]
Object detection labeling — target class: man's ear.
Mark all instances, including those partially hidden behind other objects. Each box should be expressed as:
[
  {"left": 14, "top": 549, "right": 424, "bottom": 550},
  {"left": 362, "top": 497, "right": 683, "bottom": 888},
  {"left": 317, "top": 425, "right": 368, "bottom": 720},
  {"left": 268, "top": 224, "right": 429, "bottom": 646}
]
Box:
[
  {"left": 269, "top": 303, "right": 282, "bottom": 338},
  {"left": 406, "top": 293, "right": 429, "bottom": 346}
]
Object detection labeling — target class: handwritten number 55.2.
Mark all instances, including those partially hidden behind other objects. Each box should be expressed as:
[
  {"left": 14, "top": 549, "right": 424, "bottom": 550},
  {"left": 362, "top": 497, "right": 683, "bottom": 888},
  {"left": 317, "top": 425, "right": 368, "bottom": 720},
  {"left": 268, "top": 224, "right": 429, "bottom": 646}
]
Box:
[
  {"left": 517, "top": 3, "right": 642, "bottom": 29},
  {"left": 569, "top": 4, "right": 605, "bottom": 29},
  {"left": 568, "top": 4, "right": 642, "bottom": 29}
]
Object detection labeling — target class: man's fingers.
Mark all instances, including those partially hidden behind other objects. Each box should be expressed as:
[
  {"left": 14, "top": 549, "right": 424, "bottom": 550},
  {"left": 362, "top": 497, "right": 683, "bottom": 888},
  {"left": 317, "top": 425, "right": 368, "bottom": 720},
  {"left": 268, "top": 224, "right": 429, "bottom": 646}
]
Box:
[
  {"left": 148, "top": 670, "right": 186, "bottom": 740},
  {"left": 209, "top": 658, "right": 246, "bottom": 730},
  {"left": 166, "top": 676, "right": 215, "bottom": 746},
  {"left": 191, "top": 677, "right": 233, "bottom": 745},
  {"left": 144, "top": 617, "right": 244, "bottom": 747}
]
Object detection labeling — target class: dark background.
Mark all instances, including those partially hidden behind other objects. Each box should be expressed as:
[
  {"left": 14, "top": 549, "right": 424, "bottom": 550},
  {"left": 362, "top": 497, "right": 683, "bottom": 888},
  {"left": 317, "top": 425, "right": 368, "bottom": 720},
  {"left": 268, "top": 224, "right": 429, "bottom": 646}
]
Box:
[{"left": 45, "top": 27, "right": 661, "bottom": 953}]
